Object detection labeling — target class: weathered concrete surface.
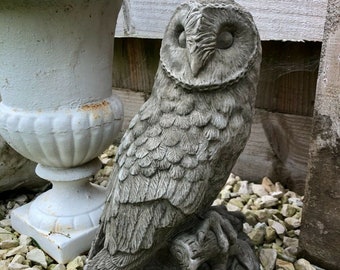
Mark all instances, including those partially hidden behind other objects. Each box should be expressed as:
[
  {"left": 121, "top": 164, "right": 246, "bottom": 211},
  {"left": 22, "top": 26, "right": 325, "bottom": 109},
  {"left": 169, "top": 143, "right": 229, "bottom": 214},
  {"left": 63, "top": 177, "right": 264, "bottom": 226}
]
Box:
[{"left": 299, "top": 1, "right": 340, "bottom": 269}]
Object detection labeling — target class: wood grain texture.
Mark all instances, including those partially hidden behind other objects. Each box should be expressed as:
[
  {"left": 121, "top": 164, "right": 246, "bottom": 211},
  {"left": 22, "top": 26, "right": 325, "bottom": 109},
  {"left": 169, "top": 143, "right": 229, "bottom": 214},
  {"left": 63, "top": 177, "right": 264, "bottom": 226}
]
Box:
[
  {"left": 113, "top": 88, "right": 312, "bottom": 194},
  {"left": 234, "top": 109, "right": 312, "bottom": 195},
  {"left": 112, "top": 88, "right": 145, "bottom": 132},
  {"left": 256, "top": 41, "right": 320, "bottom": 116},
  {"left": 112, "top": 39, "right": 321, "bottom": 117},
  {"left": 112, "top": 38, "right": 160, "bottom": 94},
  {"left": 115, "top": 0, "right": 327, "bottom": 41}
]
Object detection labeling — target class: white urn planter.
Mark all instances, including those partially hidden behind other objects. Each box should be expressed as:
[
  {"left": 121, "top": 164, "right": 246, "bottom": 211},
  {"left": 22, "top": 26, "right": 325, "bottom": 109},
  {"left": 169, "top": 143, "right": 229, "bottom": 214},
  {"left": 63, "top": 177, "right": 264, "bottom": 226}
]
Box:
[{"left": 0, "top": 0, "right": 123, "bottom": 263}]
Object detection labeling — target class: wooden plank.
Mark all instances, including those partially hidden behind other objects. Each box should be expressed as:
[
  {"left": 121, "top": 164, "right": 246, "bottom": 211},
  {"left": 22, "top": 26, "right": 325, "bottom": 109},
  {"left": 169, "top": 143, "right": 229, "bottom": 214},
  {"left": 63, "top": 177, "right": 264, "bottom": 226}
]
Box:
[
  {"left": 112, "top": 39, "right": 321, "bottom": 116},
  {"left": 232, "top": 110, "right": 277, "bottom": 183},
  {"left": 112, "top": 38, "right": 160, "bottom": 94},
  {"left": 115, "top": 0, "right": 327, "bottom": 41},
  {"left": 233, "top": 110, "right": 312, "bottom": 195},
  {"left": 256, "top": 41, "right": 320, "bottom": 116},
  {"left": 112, "top": 88, "right": 312, "bottom": 194},
  {"left": 112, "top": 88, "right": 145, "bottom": 132}
]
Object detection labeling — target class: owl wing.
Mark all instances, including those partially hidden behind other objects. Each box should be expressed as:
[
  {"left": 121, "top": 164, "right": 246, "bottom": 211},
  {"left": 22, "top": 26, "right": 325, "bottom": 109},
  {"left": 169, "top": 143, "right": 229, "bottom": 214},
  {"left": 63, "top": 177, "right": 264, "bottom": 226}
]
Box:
[{"left": 101, "top": 97, "right": 216, "bottom": 256}]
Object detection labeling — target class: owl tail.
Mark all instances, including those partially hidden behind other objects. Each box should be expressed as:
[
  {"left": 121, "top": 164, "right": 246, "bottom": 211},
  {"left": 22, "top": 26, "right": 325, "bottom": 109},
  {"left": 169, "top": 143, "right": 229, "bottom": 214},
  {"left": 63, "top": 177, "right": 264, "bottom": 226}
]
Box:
[{"left": 85, "top": 248, "right": 153, "bottom": 270}]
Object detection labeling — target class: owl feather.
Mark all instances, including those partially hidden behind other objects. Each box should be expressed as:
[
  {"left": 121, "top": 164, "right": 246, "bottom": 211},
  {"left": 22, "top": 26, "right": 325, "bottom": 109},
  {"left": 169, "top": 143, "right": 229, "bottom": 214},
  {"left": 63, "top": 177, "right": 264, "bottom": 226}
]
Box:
[{"left": 86, "top": 0, "right": 261, "bottom": 269}]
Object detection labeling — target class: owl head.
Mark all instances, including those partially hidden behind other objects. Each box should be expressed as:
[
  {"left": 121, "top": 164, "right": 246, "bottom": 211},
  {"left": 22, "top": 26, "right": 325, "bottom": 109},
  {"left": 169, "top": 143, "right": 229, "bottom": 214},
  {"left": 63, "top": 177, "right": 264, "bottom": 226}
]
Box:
[{"left": 160, "top": 0, "right": 261, "bottom": 91}]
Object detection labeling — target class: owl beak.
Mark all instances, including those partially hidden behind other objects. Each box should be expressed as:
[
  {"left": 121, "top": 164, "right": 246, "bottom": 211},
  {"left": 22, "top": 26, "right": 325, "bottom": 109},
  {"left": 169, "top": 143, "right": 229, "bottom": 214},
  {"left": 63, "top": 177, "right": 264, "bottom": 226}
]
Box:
[{"left": 190, "top": 56, "right": 203, "bottom": 77}]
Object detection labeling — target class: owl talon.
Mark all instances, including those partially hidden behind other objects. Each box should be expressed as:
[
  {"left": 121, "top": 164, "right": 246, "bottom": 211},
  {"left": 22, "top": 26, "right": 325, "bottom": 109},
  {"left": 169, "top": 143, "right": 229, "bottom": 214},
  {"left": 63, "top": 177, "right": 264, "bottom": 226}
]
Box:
[
  {"left": 196, "top": 217, "right": 212, "bottom": 244},
  {"left": 197, "top": 231, "right": 206, "bottom": 244},
  {"left": 197, "top": 209, "right": 239, "bottom": 253}
]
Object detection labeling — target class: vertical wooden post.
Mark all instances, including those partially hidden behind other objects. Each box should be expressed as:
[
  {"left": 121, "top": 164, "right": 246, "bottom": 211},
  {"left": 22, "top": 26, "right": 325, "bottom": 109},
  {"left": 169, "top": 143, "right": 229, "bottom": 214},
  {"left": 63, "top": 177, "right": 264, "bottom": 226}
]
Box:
[{"left": 299, "top": 0, "right": 340, "bottom": 269}]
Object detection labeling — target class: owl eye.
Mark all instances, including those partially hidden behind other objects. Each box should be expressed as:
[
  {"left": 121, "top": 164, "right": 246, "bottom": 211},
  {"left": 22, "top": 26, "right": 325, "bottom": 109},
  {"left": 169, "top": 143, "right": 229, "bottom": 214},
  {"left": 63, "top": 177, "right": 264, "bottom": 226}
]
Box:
[
  {"left": 216, "top": 31, "right": 234, "bottom": 49},
  {"left": 178, "top": 31, "right": 187, "bottom": 48}
]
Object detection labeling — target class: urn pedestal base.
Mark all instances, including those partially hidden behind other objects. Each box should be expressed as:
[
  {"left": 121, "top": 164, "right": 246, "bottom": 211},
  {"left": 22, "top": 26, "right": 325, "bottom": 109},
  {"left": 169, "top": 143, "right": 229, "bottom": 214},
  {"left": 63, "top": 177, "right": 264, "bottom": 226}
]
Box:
[
  {"left": 12, "top": 206, "right": 101, "bottom": 264},
  {"left": 11, "top": 159, "right": 106, "bottom": 264}
]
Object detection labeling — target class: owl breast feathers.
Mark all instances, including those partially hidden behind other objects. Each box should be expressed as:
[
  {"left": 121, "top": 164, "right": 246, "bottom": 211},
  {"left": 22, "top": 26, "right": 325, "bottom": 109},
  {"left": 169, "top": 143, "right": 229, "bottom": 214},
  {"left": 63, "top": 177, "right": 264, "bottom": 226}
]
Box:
[{"left": 87, "top": 0, "right": 261, "bottom": 269}]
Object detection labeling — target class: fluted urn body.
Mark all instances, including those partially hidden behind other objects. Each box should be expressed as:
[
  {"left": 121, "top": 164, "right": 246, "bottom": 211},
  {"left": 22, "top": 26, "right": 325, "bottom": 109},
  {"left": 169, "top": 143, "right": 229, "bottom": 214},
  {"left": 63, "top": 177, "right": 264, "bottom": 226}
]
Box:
[{"left": 0, "top": 0, "right": 123, "bottom": 263}]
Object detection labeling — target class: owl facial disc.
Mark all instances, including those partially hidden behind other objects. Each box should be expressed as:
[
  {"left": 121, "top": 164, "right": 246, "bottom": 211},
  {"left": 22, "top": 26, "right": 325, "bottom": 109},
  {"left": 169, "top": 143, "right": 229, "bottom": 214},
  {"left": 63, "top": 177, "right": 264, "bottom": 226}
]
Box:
[{"left": 160, "top": 1, "right": 261, "bottom": 91}]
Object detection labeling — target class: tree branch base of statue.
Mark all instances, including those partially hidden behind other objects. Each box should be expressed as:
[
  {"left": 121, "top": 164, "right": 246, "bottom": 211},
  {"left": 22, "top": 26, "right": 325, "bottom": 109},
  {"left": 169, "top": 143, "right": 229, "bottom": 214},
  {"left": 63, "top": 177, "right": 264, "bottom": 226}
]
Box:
[{"left": 143, "top": 206, "right": 260, "bottom": 270}]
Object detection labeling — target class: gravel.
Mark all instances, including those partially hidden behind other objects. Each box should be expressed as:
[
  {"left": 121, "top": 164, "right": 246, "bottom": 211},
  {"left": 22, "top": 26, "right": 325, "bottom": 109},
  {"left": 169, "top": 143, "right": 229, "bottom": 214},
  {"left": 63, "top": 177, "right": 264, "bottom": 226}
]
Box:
[{"left": 0, "top": 145, "right": 325, "bottom": 270}]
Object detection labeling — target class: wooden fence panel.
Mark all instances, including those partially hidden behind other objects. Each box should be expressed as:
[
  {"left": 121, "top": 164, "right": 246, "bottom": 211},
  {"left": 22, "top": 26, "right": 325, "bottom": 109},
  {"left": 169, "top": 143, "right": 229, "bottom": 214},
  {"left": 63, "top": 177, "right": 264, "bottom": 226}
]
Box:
[
  {"left": 115, "top": 0, "right": 327, "bottom": 41},
  {"left": 113, "top": 39, "right": 321, "bottom": 116}
]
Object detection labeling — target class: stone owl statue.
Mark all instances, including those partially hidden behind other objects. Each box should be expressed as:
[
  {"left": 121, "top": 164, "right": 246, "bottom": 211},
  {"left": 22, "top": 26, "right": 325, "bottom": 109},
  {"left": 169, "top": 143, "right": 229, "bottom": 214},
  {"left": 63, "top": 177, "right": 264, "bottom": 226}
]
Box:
[{"left": 86, "top": 0, "right": 261, "bottom": 269}]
